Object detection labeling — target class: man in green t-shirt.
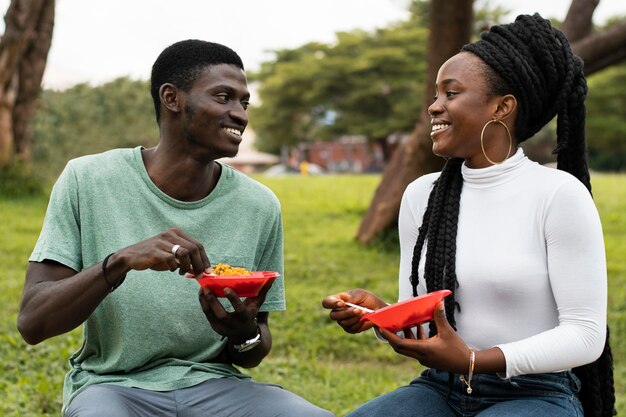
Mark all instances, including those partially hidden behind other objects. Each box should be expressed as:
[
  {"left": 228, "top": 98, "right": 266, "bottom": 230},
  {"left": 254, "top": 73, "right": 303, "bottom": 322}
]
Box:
[{"left": 18, "top": 40, "right": 334, "bottom": 417}]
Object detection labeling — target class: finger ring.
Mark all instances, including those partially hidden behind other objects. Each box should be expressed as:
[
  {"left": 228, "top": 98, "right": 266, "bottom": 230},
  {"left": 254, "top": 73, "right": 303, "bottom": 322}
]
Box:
[{"left": 171, "top": 244, "right": 181, "bottom": 256}]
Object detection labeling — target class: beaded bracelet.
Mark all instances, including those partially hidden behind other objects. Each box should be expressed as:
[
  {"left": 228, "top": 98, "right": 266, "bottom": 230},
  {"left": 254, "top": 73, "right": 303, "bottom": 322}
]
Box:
[
  {"left": 102, "top": 252, "right": 126, "bottom": 292},
  {"left": 459, "top": 348, "right": 476, "bottom": 394}
]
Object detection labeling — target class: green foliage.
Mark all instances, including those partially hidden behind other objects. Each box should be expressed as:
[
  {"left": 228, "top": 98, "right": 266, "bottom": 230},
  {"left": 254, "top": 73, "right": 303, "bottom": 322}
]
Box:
[
  {"left": 1, "top": 174, "right": 625, "bottom": 416},
  {"left": 249, "top": 21, "right": 428, "bottom": 154},
  {"left": 586, "top": 62, "right": 626, "bottom": 171},
  {"left": 31, "top": 77, "right": 159, "bottom": 180},
  {"left": 0, "top": 162, "right": 47, "bottom": 198},
  {"left": 247, "top": 0, "right": 517, "bottom": 155},
  {"left": 16, "top": 1, "right": 623, "bottom": 181}
]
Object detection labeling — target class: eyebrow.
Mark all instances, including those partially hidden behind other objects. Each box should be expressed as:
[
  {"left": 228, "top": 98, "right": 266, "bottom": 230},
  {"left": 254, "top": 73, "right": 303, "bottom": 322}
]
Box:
[
  {"left": 435, "top": 78, "right": 460, "bottom": 88},
  {"left": 210, "top": 84, "right": 250, "bottom": 99}
]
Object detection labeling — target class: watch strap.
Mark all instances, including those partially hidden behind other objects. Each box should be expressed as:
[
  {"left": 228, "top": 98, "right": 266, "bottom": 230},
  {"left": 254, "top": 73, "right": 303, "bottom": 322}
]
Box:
[{"left": 232, "top": 329, "right": 262, "bottom": 352}]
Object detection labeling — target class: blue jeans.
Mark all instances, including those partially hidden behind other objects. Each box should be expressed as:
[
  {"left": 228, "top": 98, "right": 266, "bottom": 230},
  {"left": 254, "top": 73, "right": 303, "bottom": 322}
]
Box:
[{"left": 346, "top": 368, "right": 583, "bottom": 417}]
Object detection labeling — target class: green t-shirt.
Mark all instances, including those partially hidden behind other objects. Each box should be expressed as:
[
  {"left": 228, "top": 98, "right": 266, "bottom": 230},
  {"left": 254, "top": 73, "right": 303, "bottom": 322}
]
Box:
[{"left": 30, "top": 147, "right": 285, "bottom": 412}]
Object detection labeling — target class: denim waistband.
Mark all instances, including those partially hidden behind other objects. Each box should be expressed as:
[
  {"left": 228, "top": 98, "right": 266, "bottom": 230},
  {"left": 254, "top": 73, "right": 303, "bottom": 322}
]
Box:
[
  {"left": 416, "top": 368, "right": 583, "bottom": 416},
  {"left": 423, "top": 368, "right": 581, "bottom": 397}
]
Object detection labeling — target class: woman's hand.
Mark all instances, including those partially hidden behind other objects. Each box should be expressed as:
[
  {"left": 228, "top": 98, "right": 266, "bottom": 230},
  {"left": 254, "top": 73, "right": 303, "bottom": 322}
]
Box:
[
  {"left": 378, "top": 302, "right": 471, "bottom": 373},
  {"left": 322, "top": 289, "right": 387, "bottom": 334}
]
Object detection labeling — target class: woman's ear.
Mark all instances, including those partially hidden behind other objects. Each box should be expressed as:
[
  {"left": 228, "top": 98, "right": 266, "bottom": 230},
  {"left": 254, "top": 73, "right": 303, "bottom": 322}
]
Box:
[
  {"left": 159, "top": 83, "right": 182, "bottom": 115},
  {"left": 495, "top": 94, "right": 517, "bottom": 120}
]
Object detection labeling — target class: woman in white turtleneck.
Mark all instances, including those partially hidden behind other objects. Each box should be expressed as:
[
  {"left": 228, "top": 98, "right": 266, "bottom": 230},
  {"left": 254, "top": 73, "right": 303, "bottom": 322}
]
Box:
[
  {"left": 397, "top": 147, "right": 605, "bottom": 378},
  {"left": 322, "top": 13, "right": 611, "bottom": 417}
]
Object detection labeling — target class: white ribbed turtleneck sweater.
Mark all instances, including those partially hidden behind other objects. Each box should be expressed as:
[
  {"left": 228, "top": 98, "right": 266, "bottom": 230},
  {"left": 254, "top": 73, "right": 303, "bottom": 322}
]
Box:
[{"left": 398, "top": 148, "right": 607, "bottom": 378}]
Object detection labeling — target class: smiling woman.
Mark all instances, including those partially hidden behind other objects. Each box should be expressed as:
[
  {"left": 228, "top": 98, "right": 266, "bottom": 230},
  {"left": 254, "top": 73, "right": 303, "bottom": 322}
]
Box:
[
  {"left": 322, "top": 13, "right": 614, "bottom": 417},
  {"left": 428, "top": 52, "right": 518, "bottom": 168}
]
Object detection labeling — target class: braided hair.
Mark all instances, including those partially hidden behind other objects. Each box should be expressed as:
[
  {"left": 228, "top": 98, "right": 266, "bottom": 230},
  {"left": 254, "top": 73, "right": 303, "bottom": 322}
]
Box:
[{"left": 410, "top": 14, "right": 615, "bottom": 416}]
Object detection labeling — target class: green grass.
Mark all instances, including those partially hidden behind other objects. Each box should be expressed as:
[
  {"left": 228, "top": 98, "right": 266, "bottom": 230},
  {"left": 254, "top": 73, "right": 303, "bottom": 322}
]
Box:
[{"left": 1, "top": 173, "right": 624, "bottom": 416}]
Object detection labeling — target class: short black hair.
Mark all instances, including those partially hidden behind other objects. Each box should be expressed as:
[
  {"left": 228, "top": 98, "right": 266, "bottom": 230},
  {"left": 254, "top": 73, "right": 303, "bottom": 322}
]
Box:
[{"left": 150, "top": 39, "right": 244, "bottom": 123}]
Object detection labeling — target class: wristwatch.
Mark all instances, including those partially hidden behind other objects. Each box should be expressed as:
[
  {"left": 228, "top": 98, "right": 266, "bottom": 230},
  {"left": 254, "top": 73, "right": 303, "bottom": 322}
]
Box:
[{"left": 232, "top": 329, "right": 262, "bottom": 352}]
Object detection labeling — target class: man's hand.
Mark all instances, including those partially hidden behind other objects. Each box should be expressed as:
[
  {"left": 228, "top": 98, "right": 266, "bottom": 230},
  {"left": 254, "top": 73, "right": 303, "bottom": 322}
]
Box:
[
  {"left": 198, "top": 279, "right": 273, "bottom": 343},
  {"left": 117, "top": 227, "right": 212, "bottom": 277},
  {"left": 198, "top": 280, "right": 274, "bottom": 368}
]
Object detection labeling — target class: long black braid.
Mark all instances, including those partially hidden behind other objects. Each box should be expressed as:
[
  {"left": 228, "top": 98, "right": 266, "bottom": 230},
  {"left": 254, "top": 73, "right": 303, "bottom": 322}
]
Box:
[
  {"left": 409, "top": 158, "right": 464, "bottom": 332},
  {"left": 410, "top": 14, "right": 615, "bottom": 416}
]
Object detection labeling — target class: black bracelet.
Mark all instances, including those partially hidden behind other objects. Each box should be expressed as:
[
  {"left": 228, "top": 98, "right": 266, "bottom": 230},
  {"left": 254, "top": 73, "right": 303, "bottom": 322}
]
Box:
[{"left": 102, "top": 252, "right": 126, "bottom": 292}]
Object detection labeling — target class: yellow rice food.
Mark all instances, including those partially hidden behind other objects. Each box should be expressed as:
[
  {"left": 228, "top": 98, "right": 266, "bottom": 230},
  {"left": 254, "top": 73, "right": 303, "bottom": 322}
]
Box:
[{"left": 212, "top": 263, "right": 252, "bottom": 276}]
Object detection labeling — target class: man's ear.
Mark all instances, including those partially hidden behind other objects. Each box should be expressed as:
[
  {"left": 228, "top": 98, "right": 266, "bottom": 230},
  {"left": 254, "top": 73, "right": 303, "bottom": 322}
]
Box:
[
  {"left": 494, "top": 94, "right": 517, "bottom": 120},
  {"left": 159, "top": 83, "right": 182, "bottom": 115}
]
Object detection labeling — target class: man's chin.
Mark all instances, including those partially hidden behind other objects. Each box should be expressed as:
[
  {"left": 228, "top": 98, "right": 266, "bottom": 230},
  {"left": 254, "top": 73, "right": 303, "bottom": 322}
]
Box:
[
  {"left": 222, "top": 148, "right": 239, "bottom": 159},
  {"left": 215, "top": 147, "right": 239, "bottom": 160}
]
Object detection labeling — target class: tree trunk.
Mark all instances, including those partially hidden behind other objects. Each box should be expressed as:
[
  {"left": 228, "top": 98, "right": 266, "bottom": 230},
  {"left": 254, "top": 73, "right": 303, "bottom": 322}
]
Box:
[
  {"left": 356, "top": 0, "right": 474, "bottom": 243},
  {"left": 357, "top": 0, "right": 626, "bottom": 243},
  {"left": 561, "top": 0, "right": 599, "bottom": 41},
  {"left": 0, "top": 0, "right": 55, "bottom": 166}
]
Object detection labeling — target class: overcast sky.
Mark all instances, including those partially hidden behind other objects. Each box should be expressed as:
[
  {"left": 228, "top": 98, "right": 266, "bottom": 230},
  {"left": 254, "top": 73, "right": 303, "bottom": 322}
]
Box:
[{"left": 2, "top": 0, "right": 625, "bottom": 89}]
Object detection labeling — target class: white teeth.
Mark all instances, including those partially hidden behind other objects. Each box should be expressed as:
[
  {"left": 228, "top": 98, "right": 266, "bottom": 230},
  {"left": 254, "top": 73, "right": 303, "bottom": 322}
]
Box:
[
  {"left": 223, "top": 127, "right": 241, "bottom": 136},
  {"left": 431, "top": 124, "right": 449, "bottom": 132}
]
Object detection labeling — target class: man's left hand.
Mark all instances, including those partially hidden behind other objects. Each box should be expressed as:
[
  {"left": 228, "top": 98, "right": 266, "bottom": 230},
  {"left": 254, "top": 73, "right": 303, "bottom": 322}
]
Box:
[{"left": 198, "top": 279, "right": 273, "bottom": 343}]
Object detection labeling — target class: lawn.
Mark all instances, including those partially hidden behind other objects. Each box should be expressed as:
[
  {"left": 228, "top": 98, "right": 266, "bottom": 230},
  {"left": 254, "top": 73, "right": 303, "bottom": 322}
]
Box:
[{"left": 1, "top": 173, "right": 624, "bottom": 416}]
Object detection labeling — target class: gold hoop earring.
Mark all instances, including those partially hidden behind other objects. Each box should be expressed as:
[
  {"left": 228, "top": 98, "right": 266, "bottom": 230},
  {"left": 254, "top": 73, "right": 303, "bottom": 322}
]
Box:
[{"left": 480, "top": 119, "right": 513, "bottom": 165}]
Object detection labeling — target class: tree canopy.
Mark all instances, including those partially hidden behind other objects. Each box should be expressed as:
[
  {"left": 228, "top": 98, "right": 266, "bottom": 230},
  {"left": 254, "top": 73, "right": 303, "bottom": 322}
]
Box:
[
  {"left": 249, "top": 16, "right": 428, "bottom": 155},
  {"left": 31, "top": 77, "right": 158, "bottom": 180},
  {"left": 12, "top": 0, "right": 626, "bottom": 189}
]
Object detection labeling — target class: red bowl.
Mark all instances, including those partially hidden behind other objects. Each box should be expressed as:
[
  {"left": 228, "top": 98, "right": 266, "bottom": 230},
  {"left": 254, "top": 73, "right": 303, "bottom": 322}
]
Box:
[
  {"left": 359, "top": 290, "right": 452, "bottom": 332},
  {"left": 193, "top": 271, "right": 280, "bottom": 297}
]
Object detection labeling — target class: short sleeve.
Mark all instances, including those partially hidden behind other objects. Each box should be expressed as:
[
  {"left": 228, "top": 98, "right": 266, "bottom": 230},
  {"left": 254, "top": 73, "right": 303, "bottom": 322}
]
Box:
[{"left": 30, "top": 162, "right": 83, "bottom": 271}]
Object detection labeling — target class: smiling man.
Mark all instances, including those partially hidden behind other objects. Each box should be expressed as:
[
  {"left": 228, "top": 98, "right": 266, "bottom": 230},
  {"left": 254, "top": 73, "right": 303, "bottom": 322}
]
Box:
[{"left": 18, "top": 40, "right": 334, "bottom": 417}]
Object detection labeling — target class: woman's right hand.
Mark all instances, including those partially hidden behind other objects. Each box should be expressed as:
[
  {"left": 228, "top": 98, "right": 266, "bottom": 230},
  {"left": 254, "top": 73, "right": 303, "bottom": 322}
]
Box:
[{"left": 321, "top": 289, "right": 387, "bottom": 334}]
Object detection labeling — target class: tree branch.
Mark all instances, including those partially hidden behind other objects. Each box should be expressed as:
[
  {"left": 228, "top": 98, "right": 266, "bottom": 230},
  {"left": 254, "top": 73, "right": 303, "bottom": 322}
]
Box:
[{"left": 572, "top": 20, "right": 626, "bottom": 75}]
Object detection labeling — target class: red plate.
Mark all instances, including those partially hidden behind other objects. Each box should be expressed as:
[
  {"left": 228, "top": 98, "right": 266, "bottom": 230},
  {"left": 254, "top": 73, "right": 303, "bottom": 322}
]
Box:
[
  {"left": 359, "top": 290, "right": 452, "bottom": 332},
  {"left": 192, "top": 271, "right": 280, "bottom": 297}
]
